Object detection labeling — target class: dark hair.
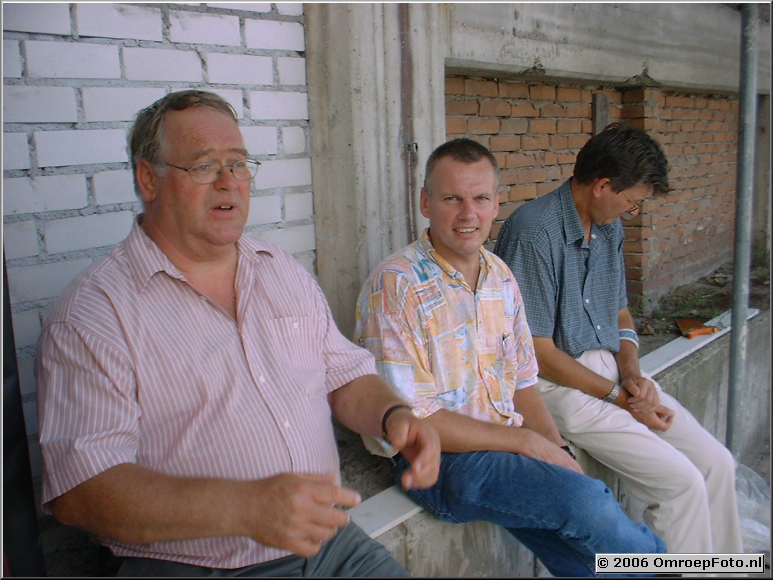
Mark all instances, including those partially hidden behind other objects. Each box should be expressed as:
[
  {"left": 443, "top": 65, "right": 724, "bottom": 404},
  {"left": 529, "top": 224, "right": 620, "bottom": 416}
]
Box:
[
  {"left": 423, "top": 138, "right": 499, "bottom": 194},
  {"left": 573, "top": 122, "right": 670, "bottom": 195},
  {"left": 128, "top": 90, "right": 238, "bottom": 197}
]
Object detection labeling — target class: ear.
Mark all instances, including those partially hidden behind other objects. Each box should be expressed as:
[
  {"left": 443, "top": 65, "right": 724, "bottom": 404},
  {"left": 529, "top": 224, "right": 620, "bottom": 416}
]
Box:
[
  {"left": 136, "top": 159, "right": 159, "bottom": 204},
  {"left": 590, "top": 177, "right": 612, "bottom": 199},
  {"left": 419, "top": 187, "right": 430, "bottom": 219}
]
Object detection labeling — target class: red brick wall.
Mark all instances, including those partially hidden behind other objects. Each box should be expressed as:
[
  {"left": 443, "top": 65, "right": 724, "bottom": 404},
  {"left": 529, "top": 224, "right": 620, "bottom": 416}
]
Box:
[{"left": 445, "top": 76, "right": 739, "bottom": 311}]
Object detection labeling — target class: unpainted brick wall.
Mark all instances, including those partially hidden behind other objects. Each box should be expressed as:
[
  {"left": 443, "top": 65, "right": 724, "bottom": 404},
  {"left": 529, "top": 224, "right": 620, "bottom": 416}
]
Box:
[
  {"left": 2, "top": 2, "right": 310, "bottom": 502},
  {"left": 445, "top": 76, "right": 739, "bottom": 311}
]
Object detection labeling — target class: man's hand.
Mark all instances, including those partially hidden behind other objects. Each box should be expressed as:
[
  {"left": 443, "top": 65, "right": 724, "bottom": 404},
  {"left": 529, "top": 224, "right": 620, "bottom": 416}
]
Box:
[
  {"left": 384, "top": 408, "right": 441, "bottom": 490},
  {"left": 245, "top": 472, "right": 361, "bottom": 558},
  {"left": 516, "top": 429, "right": 584, "bottom": 474},
  {"left": 621, "top": 376, "right": 660, "bottom": 414},
  {"left": 630, "top": 404, "right": 675, "bottom": 431}
]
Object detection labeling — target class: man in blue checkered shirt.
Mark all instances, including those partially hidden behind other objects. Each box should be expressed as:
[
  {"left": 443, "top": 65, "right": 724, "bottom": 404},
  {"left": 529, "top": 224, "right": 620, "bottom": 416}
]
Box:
[{"left": 494, "top": 123, "right": 742, "bottom": 555}]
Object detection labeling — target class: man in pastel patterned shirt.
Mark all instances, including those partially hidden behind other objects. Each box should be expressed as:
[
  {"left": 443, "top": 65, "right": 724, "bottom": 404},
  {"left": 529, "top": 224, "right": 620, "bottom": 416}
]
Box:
[
  {"left": 35, "top": 90, "right": 440, "bottom": 577},
  {"left": 354, "top": 138, "right": 665, "bottom": 577},
  {"left": 494, "top": 123, "right": 742, "bottom": 555}
]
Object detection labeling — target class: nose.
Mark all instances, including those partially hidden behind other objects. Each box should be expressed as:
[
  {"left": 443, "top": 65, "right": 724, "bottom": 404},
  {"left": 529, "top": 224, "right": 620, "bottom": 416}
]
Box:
[
  {"left": 214, "top": 164, "right": 239, "bottom": 188},
  {"left": 458, "top": 198, "right": 476, "bottom": 218}
]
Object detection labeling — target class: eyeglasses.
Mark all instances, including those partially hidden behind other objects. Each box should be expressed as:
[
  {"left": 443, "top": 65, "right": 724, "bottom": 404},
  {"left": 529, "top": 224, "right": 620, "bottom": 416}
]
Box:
[
  {"left": 162, "top": 158, "right": 260, "bottom": 184},
  {"left": 619, "top": 190, "right": 642, "bottom": 221}
]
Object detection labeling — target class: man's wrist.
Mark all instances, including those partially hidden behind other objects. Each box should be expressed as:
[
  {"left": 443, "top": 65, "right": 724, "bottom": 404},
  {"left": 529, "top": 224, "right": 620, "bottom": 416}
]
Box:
[
  {"left": 381, "top": 404, "right": 412, "bottom": 441},
  {"left": 602, "top": 384, "right": 621, "bottom": 403}
]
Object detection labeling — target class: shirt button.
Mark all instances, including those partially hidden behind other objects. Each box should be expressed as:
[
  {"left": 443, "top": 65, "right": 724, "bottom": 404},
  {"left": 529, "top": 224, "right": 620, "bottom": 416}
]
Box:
[
  {"left": 591, "top": 234, "right": 597, "bottom": 239},
  {"left": 585, "top": 299, "right": 590, "bottom": 304},
  {"left": 283, "top": 420, "right": 291, "bottom": 429},
  {"left": 259, "top": 376, "right": 266, "bottom": 383},
  {"left": 293, "top": 321, "right": 299, "bottom": 329},
  {"left": 596, "top": 325, "right": 601, "bottom": 330}
]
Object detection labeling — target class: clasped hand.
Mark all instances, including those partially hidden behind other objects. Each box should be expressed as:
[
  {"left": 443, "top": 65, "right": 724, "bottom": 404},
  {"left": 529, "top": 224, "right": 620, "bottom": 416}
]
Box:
[{"left": 620, "top": 376, "right": 674, "bottom": 431}]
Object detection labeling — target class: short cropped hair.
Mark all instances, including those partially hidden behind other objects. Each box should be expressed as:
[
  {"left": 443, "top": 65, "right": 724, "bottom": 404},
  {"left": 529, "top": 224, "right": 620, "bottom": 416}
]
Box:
[
  {"left": 573, "top": 123, "right": 670, "bottom": 195},
  {"left": 128, "top": 90, "right": 238, "bottom": 197},
  {"left": 423, "top": 138, "right": 500, "bottom": 195}
]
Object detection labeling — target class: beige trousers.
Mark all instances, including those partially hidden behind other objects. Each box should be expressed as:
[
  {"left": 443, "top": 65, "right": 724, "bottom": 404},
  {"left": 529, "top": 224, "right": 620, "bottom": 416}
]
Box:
[{"left": 536, "top": 349, "right": 743, "bottom": 555}]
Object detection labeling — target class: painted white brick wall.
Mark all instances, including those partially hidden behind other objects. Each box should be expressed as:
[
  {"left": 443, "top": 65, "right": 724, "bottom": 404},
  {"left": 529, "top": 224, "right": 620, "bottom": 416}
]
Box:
[
  {"left": 44, "top": 211, "right": 135, "bottom": 254},
  {"left": 3, "top": 174, "right": 89, "bottom": 215},
  {"left": 11, "top": 310, "right": 43, "bottom": 350},
  {"left": 285, "top": 191, "right": 313, "bottom": 221},
  {"left": 82, "top": 87, "right": 166, "bottom": 122},
  {"left": 3, "top": 133, "right": 31, "bottom": 170},
  {"left": 169, "top": 11, "right": 242, "bottom": 46},
  {"left": 250, "top": 90, "right": 308, "bottom": 119},
  {"left": 75, "top": 4, "right": 163, "bottom": 41},
  {"left": 2, "top": 3, "right": 72, "bottom": 35},
  {"left": 245, "top": 19, "right": 305, "bottom": 50},
  {"left": 3, "top": 220, "right": 39, "bottom": 260},
  {"left": 4, "top": 86, "right": 78, "bottom": 123},
  {"left": 26, "top": 40, "right": 121, "bottom": 79},
  {"left": 207, "top": 53, "right": 273, "bottom": 85},
  {"left": 7, "top": 258, "right": 94, "bottom": 304},
  {"left": 242, "top": 126, "right": 279, "bottom": 155},
  {"left": 255, "top": 158, "right": 312, "bottom": 189},
  {"left": 2, "top": 3, "right": 314, "bottom": 499},
  {"left": 278, "top": 56, "right": 307, "bottom": 86},
  {"left": 92, "top": 170, "right": 140, "bottom": 205},
  {"left": 281, "top": 125, "right": 306, "bottom": 154},
  {"left": 123, "top": 47, "right": 204, "bottom": 81},
  {"left": 247, "top": 194, "right": 282, "bottom": 226},
  {"left": 35, "top": 129, "right": 128, "bottom": 167},
  {"left": 3, "top": 40, "right": 22, "bottom": 78}
]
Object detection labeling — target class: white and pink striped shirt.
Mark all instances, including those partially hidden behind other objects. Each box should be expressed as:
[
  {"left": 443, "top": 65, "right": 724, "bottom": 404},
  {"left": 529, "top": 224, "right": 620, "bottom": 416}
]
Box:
[{"left": 35, "top": 219, "right": 377, "bottom": 568}]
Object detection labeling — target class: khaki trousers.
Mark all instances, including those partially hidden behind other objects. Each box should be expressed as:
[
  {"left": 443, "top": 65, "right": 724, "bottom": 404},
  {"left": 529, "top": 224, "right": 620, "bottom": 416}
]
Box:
[{"left": 536, "top": 349, "right": 743, "bottom": 555}]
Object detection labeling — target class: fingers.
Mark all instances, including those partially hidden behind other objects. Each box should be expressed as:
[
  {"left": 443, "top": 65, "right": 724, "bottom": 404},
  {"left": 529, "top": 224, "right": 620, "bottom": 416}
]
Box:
[
  {"left": 392, "top": 426, "right": 440, "bottom": 490},
  {"left": 296, "top": 472, "right": 361, "bottom": 509},
  {"left": 623, "top": 378, "right": 660, "bottom": 414},
  {"left": 247, "top": 473, "right": 360, "bottom": 557},
  {"left": 387, "top": 416, "right": 441, "bottom": 490}
]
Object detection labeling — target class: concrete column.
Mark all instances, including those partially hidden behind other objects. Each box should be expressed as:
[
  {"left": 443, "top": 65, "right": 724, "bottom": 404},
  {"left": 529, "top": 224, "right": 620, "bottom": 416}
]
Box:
[{"left": 305, "top": 3, "right": 447, "bottom": 337}]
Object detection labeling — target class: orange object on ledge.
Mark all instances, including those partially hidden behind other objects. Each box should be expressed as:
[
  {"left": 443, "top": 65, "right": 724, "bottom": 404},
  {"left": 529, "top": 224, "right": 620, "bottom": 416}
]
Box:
[{"left": 675, "top": 318, "right": 718, "bottom": 339}]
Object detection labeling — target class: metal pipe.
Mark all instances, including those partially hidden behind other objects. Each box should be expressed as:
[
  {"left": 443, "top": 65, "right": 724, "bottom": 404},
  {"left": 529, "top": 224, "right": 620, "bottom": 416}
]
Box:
[{"left": 726, "top": 4, "right": 759, "bottom": 457}]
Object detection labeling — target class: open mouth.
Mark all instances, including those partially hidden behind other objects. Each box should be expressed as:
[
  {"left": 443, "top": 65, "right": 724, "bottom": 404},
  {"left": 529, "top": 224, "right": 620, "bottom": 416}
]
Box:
[
  {"left": 455, "top": 227, "right": 477, "bottom": 233},
  {"left": 215, "top": 205, "right": 234, "bottom": 211}
]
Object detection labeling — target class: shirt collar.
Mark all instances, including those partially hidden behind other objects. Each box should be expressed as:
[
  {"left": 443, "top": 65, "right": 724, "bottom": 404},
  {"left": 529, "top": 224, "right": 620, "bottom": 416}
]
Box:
[
  {"left": 559, "top": 178, "right": 616, "bottom": 245},
  {"left": 559, "top": 179, "right": 586, "bottom": 245},
  {"left": 417, "top": 228, "right": 491, "bottom": 280},
  {"left": 124, "top": 216, "right": 276, "bottom": 292}
]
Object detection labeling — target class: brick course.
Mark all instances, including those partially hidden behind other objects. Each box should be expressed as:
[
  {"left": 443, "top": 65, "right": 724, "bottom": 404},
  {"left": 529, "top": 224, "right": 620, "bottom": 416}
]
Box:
[{"left": 445, "top": 76, "right": 739, "bottom": 311}]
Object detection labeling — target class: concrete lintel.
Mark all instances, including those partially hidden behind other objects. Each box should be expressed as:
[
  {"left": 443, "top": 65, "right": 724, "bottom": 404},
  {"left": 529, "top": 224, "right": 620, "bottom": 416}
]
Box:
[{"left": 447, "top": 3, "right": 771, "bottom": 95}]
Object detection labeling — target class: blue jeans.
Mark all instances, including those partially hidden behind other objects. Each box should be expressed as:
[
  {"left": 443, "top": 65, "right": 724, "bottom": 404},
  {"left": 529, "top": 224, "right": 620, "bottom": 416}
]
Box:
[{"left": 393, "top": 451, "right": 665, "bottom": 577}]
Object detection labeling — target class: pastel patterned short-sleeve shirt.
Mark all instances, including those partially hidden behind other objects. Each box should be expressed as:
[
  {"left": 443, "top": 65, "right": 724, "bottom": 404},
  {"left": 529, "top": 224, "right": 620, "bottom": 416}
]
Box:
[{"left": 354, "top": 230, "right": 539, "bottom": 456}]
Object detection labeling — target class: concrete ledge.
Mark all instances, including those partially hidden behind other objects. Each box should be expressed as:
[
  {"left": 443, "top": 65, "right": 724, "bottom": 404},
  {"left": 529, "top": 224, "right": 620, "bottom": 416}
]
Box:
[{"left": 345, "top": 309, "right": 770, "bottom": 575}]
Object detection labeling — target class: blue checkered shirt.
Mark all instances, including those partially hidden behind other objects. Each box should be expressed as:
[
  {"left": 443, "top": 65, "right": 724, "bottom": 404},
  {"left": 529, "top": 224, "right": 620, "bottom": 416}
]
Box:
[{"left": 493, "top": 179, "right": 627, "bottom": 359}]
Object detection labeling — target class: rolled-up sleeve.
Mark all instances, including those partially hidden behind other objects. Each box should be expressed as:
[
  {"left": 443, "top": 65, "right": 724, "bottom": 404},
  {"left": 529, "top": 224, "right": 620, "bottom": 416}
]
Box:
[{"left": 36, "top": 320, "right": 139, "bottom": 511}]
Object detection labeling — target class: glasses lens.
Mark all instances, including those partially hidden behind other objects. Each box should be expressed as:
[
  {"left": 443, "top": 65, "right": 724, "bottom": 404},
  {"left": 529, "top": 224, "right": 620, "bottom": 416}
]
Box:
[
  {"left": 187, "top": 160, "right": 259, "bottom": 184},
  {"left": 232, "top": 159, "right": 259, "bottom": 180},
  {"left": 189, "top": 163, "right": 218, "bottom": 184},
  {"left": 620, "top": 211, "right": 636, "bottom": 221}
]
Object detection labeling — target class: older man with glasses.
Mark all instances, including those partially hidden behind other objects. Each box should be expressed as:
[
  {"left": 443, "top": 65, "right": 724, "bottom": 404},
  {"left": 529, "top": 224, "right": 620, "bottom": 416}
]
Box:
[
  {"left": 494, "top": 122, "right": 743, "bottom": 556},
  {"left": 35, "top": 90, "right": 440, "bottom": 577}
]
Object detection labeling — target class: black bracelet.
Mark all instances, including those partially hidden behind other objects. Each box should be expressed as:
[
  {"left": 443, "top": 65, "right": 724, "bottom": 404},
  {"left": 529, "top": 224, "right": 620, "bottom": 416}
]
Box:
[
  {"left": 561, "top": 445, "right": 577, "bottom": 460},
  {"left": 381, "top": 404, "right": 412, "bottom": 441}
]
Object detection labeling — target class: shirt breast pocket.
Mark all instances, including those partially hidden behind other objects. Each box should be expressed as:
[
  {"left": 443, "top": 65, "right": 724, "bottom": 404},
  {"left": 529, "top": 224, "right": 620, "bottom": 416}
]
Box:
[{"left": 262, "top": 316, "right": 326, "bottom": 397}]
